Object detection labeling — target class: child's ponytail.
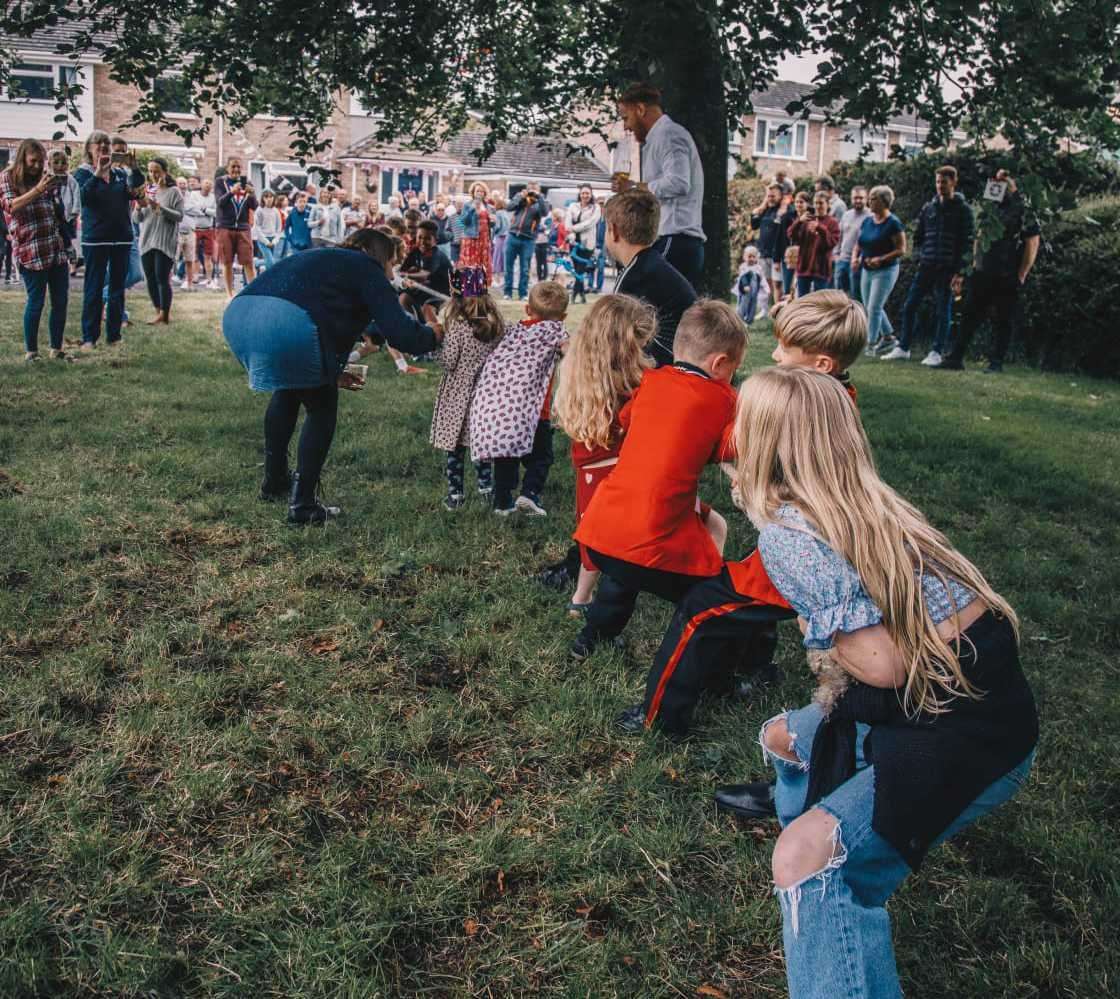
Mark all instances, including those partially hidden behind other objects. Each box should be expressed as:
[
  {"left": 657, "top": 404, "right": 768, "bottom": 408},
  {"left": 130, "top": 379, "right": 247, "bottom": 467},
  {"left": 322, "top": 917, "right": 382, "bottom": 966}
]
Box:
[{"left": 442, "top": 265, "right": 504, "bottom": 343}]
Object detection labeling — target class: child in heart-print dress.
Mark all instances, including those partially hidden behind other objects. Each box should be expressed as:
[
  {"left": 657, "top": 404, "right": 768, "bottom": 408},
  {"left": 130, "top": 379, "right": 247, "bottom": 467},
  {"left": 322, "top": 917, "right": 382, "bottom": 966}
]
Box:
[
  {"left": 469, "top": 280, "right": 570, "bottom": 515},
  {"left": 429, "top": 266, "right": 505, "bottom": 510}
]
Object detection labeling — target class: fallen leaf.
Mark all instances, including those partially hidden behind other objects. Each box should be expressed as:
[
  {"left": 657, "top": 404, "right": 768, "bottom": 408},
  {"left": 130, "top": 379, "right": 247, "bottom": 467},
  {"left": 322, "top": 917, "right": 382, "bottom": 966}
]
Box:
[
  {"left": 980, "top": 415, "right": 992, "bottom": 421},
  {"left": 371, "top": 619, "right": 385, "bottom": 632},
  {"left": 308, "top": 637, "right": 339, "bottom": 655},
  {"left": 463, "top": 917, "right": 480, "bottom": 937},
  {"left": 696, "top": 985, "right": 729, "bottom": 998},
  {"left": 622, "top": 955, "right": 636, "bottom": 967}
]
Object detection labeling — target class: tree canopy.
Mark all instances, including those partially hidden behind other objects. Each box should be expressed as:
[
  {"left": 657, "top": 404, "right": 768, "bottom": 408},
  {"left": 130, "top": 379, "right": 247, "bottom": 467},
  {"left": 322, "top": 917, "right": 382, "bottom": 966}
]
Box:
[{"left": 3, "top": 0, "right": 1118, "bottom": 292}]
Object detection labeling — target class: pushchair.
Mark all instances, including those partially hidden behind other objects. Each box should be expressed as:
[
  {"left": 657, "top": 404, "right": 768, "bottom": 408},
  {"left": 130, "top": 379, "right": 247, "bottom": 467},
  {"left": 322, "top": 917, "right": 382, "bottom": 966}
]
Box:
[{"left": 552, "top": 242, "right": 597, "bottom": 304}]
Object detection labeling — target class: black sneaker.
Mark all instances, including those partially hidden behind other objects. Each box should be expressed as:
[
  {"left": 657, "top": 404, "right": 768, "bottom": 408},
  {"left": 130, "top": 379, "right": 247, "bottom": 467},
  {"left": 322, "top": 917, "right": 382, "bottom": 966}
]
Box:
[
  {"left": 938, "top": 357, "right": 965, "bottom": 371},
  {"left": 259, "top": 472, "right": 293, "bottom": 503},
  {"left": 714, "top": 780, "right": 778, "bottom": 820},
  {"left": 983, "top": 361, "right": 1004, "bottom": 374},
  {"left": 443, "top": 492, "right": 465, "bottom": 511}
]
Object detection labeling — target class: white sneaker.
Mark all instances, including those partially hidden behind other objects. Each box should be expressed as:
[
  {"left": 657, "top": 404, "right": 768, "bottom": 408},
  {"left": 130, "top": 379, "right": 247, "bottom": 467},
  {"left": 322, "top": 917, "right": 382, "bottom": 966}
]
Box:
[
  {"left": 208, "top": 278, "right": 220, "bottom": 290},
  {"left": 515, "top": 494, "right": 547, "bottom": 517},
  {"left": 921, "top": 351, "right": 942, "bottom": 367},
  {"left": 880, "top": 347, "right": 911, "bottom": 361}
]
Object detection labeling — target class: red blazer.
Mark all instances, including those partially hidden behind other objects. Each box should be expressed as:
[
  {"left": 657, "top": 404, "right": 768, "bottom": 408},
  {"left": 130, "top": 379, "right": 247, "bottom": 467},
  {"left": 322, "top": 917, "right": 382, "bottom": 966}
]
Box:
[{"left": 574, "top": 365, "right": 737, "bottom": 577}]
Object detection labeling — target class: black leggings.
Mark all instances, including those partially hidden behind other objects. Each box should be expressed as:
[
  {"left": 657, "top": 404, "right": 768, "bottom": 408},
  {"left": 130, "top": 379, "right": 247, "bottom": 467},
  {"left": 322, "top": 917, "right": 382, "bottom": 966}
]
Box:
[
  {"left": 0, "top": 237, "right": 12, "bottom": 280},
  {"left": 264, "top": 384, "right": 339, "bottom": 490},
  {"left": 141, "top": 249, "right": 173, "bottom": 314},
  {"left": 535, "top": 244, "right": 548, "bottom": 280}
]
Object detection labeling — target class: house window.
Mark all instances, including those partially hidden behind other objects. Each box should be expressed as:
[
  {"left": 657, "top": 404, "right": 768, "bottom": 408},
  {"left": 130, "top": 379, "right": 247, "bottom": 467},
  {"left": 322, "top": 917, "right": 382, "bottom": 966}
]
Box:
[
  {"left": 153, "top": 76, "right": 192, "bottom": 116},
  {"left": 838, "top": 126, "right": 889, "bottom": 162},
  {"left": 897, "top": 131, "right": 927, "bottom": 158},
  {"left": 6, "top": 63, "right": 55, "bottom": 101},
  {"left": 0, "top": 148, "right": 11, "bottom": 168},
  {"left": 754, "top": 118, "right": 808, "bottom": 160}
]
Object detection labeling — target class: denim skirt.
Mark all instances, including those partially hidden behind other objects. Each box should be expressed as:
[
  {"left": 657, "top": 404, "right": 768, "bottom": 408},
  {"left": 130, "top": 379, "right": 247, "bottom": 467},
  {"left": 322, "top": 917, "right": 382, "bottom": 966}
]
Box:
[{"left": 223, "top": 294, "right": 333, "bottom": 392}]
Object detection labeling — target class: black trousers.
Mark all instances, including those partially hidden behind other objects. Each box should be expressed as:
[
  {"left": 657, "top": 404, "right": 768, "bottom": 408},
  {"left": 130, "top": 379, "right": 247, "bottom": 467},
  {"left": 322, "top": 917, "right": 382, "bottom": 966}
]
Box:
[
  {"left": 493, "top": 419, "right": 553, "bottom": 508},
  {"left": 640, "top": 567, "right": 794, "bottom": 734},
  {"left": 578, "top": 549, "right": 711, "bottom": 646},
  {"left": 534, "top": 243, "right": 549, "bottom": 280},
  {"left": 653, "top": 233, "right": 704, "bottom": 291},
  {"left": 141, "top": 249, "right": 174, "bottom": 313},
  {"left": 263, "top": 383, "right": 339, "bottom": 492},
  {"left": 948, "top": 270, "right": 1022, "bottom": 365}
]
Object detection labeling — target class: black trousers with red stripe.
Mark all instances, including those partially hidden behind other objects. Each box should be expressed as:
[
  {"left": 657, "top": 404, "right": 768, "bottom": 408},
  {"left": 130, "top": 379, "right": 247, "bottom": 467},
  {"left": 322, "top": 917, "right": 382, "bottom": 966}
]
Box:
[{"left": 642, "top": 567, "right": 796, "bottom": 735}]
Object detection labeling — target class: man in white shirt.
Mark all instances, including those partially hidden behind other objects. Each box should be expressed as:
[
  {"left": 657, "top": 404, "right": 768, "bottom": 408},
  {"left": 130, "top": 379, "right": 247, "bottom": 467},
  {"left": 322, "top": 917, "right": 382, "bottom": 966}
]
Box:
[{"left": 613, "top": 81, "right": 705, "bottom": 290}]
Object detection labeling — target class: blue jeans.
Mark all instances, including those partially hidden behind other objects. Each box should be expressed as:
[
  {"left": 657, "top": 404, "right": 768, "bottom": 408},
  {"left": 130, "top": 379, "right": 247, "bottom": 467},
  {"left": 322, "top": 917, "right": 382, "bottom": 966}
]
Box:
[
  {"left": 594, "top": 248, "right": 606, "bottom": 292},
  {"left": 258, "top": 241, "right": 277, "bottom": 271},
  {"left": 83, "top": 244, "right": 131, "bottom": 344},
  {"left": 763, "top": 702, "right": 1034, "bottom": 999},
  {"left": 223, "top": 294, "right": 330, "bottom": 392},
  {"left": 833, "top": 260, "right": 862, "bottom": 303},
  {"left": 21, "top": 263, "right": 70, "bottom": 352},
  {"left": 796, "top": 275, "right": 830, "bottom": 297},
  {"left": 504, "top": 233, "right": 535, "bottom": 298},
  {"left": 860, "top": 264, "right": 899, "bottom": 346},
  {"left": 899, "top": 263, "right": 954, "bottom": 353}
]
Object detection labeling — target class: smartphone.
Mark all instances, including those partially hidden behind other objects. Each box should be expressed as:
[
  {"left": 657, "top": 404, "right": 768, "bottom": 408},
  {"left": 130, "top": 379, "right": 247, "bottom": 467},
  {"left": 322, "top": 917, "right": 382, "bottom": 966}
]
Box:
[
  {"left": 238, "top": 176, "right": 248, "bottom": 188},
  {"left": 110, "top": 152, "right": 128, "bottom": 165}
]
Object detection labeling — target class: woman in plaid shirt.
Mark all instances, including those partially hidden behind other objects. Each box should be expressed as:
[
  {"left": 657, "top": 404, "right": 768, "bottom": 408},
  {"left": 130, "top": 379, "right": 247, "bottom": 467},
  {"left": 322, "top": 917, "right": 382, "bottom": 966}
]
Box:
[{"left": 0, "top": 139, "right": 70, "bottom": 361}]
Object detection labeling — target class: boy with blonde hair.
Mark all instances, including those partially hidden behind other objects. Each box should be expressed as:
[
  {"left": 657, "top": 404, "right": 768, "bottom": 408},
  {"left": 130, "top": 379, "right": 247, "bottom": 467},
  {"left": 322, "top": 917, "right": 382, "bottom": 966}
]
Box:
[{"left": 769, "top": 289, "right": 867, "bottom": 402}]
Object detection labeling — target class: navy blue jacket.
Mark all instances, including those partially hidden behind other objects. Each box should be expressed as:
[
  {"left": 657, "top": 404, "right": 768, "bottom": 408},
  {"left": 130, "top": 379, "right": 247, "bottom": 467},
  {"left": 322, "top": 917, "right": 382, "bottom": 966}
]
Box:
[
  {"left": 616, "top": 246, "right": 698, "bottom": 366},
  {"left": 914, "top": 192, "right": 975, "bottom": 272},
  {"left": 238, "top": 247, "right": 438, "bottom": 357},
  {"left": 75, "top": 164, "right": 142, "bottom": 244}
]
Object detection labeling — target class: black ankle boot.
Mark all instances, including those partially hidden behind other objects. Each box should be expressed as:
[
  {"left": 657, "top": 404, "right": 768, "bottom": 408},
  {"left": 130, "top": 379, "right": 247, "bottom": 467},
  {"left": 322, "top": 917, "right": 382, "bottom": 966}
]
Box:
[
  {"left": 259, "top": 449, "right": 291, "bottom": 502},
  {"left": 287, "top": 472, "right": 341, "bottom": 525}
]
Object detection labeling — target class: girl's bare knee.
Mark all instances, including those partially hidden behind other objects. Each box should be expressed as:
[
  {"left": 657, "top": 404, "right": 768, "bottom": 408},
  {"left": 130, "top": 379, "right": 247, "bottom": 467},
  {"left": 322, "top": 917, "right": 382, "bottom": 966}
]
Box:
[
  {"left": 772, "top": 809, "right": 842, "bottom": 890},
  {"left": 762, "top": 716, "right": 798, "bottom": 762}
]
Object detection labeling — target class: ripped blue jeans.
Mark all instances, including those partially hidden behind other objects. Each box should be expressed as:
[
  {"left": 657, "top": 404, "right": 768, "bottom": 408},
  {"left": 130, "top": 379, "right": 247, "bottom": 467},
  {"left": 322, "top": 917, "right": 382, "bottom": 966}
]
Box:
[{"left": 762, "top": 702, "right": 1034, "bottom": 999}]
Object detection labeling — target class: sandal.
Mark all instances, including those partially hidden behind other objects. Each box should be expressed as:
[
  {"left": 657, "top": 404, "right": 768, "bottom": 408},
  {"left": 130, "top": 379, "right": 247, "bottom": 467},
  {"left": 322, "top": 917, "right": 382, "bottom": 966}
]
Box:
[{"left": 567, "top": 601, "right": 592, "bottom": 619}]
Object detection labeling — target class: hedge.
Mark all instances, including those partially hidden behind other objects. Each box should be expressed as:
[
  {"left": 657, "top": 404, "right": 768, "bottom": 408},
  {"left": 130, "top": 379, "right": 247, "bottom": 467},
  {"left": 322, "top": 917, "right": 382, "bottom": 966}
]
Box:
[{"left": 730, "top": 156, "right": 1120, "bottom": 377}]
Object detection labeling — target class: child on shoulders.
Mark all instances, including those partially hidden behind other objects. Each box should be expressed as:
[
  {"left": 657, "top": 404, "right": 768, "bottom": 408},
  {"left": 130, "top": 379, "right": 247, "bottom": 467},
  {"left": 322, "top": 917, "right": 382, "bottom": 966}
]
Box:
[
  {"left": 552, "top": 294, "right": 657, "bottom": 616},
  {"left": 469, "top": 280, "right": 570, "bottom": 515},
  {"left": 429, "top": 266, "right": 504, "bottom": 509},
  {"left": 570, "top": 300, "right": 747, "bottom": 660}
]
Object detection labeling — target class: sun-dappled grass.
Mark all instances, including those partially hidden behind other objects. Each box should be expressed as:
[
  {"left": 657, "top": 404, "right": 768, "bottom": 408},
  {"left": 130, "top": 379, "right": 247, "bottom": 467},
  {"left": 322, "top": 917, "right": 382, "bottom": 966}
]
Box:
[{"left": 1, "top": 286, "right": 1118, "bottom": 997}]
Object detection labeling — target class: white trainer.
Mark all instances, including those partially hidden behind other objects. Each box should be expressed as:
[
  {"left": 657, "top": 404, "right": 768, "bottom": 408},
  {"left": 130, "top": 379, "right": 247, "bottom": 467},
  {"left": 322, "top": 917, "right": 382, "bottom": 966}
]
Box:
[
  {"left": 880, "top": 346, "right": 911, "bottom": 361},
  {"left": 921, "top": 351, "right": 943, "bottom": 367}
]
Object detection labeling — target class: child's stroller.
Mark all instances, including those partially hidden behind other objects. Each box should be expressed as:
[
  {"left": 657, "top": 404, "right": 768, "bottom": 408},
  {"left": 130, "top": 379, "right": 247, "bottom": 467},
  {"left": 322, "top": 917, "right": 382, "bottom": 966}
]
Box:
[{"left": 553, "top": 242, "right": 597, "bottom": 304}]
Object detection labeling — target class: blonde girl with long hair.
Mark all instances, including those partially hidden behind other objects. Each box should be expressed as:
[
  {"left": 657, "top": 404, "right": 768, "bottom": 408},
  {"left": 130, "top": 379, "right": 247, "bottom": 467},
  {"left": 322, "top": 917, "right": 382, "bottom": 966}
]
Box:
[
  {"left": 730, "top": 366, "right": 1037, "bottom": 999},
  {"left": 429, "top": 265, "right": 504, "bottom": 509},
  {"left": 553, "top": 294, "right": 655, "bottom": 613}
]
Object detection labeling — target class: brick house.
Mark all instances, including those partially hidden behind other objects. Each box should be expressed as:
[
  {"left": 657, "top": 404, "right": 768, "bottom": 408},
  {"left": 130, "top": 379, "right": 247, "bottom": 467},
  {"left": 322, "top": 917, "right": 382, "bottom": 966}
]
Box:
[
  {"left": 336, "top": 115, "right": 612, "bottom": 207},
  {"left": 739, "top": 79, "right": 960, "bottom": 180},
  {"left": 0, "top": 23, "right": 360, "bottom": 194}
]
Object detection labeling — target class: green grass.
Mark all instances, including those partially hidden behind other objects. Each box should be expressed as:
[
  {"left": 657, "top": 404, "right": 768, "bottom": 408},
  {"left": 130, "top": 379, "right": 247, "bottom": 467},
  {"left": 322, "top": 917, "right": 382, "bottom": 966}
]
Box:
[{"left": 1, "top": 287, "right": 1118, "bottom": 997}]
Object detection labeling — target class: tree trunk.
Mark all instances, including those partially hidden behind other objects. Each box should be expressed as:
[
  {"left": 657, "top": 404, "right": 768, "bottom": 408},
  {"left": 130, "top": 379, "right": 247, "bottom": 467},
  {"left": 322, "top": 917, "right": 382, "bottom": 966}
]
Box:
[{"left": 618, "top": 0, "right": 730, "bottom": 298}]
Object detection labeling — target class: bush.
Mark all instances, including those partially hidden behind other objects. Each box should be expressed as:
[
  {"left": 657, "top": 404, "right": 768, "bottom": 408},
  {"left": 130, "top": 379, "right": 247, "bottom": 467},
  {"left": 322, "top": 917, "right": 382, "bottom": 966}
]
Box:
[
  {"left": 728, "top": 175, "right": 769, "bottom": 266},
  {"left": 829, "top": 147, "right": 1120, "bottom": 224},
  {"left": 882, "top": 195, "right": 1120, "bottom": 376}
]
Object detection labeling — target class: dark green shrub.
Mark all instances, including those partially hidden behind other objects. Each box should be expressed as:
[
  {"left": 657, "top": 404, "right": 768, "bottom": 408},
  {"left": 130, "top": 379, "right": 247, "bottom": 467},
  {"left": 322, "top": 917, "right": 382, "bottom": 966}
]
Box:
[{"left": 881, "top": 196, "right": 1120, "bottom": 376}]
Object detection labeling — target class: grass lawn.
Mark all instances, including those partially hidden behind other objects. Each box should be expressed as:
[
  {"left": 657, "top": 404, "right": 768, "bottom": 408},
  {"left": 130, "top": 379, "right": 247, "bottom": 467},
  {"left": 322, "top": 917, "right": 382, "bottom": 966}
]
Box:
[{"left": 1, "top": 286, "right": 1118, "bottom": 998}]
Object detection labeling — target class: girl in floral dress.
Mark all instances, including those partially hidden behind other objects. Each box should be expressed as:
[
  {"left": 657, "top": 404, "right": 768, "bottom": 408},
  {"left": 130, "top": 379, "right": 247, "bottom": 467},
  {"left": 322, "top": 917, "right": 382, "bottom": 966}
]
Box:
[{"left": 458, "top": 181, "right": 493, "bottom": 285}]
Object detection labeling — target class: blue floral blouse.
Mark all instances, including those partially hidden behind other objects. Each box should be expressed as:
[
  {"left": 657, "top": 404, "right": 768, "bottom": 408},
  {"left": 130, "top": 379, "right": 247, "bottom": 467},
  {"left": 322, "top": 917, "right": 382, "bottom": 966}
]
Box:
[{"left": 757, "top": 504, "right": 977, "bottom": 650}]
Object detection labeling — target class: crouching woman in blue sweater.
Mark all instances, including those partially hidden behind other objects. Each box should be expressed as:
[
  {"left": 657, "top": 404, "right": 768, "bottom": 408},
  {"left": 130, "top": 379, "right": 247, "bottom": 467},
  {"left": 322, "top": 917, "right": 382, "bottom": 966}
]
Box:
[
  {"left": 730, "top": 366, "right": 1037, "bottom": 999},
  {"left": 223, "top": 228, "right": 443, "bottom": 524}
]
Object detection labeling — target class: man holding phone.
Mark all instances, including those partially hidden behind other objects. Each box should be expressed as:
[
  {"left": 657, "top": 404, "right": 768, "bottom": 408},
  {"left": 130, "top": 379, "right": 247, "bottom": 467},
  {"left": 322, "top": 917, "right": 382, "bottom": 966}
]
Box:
[{"left": 214, "top": 157, "right": 258, "bottom": 297}]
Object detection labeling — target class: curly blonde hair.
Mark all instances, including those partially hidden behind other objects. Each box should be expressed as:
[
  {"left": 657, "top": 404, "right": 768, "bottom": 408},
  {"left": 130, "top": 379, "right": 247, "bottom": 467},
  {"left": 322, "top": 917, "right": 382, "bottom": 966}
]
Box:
[{"left": 553, "top": 295, "right": 655, "bottom": 448}]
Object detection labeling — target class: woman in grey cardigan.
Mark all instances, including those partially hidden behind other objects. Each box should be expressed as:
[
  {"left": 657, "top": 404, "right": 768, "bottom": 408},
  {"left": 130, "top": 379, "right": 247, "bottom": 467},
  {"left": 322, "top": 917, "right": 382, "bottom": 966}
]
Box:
[{"left": 133, "top": 157, "right": 183, "bottom": 325}]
